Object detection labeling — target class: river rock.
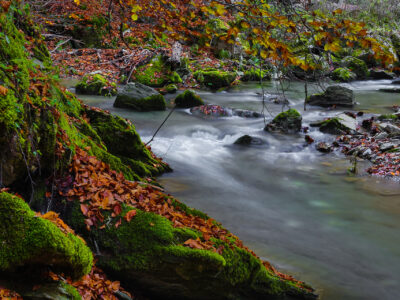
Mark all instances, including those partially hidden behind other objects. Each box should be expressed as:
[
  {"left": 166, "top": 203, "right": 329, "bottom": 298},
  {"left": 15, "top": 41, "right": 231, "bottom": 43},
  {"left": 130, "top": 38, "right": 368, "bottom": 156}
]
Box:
[
  {"left": 307, "top": 86, "right": 355, "bottom": 107},
  {"left": 234, "top": 135, "right": 263, "bottom": 146},
  {"left": 190, "top": 105, "right": 261, "bottom": 118},
  {"left": 379, "top": 123, "right": 400, "bottom": 134},
  {"left": 232, "top": 108, "right": 262, "bottom": 118},
  {"left": 265, "top": 109, "right": 302, "bottom": 133},
  {"left": 316, "top": 142, "right": 332, "bottom": 153},
  {"left": 392, "top": 78, "right": 400, "bottom": 85},
  {"left": 369, "top": 69, "right": 395, "bottom": 80},
  {"left": 317, "top": 113, "right": 357, "bottom": 135},
  {"left": 114, "top": 82, "right": 166, "bottom": 111},
  {"left": 341, "top": 56, "right": 369, "bottom": 79},
  {"left": 380, "top": 143, "right": 395, "bottom": 152},
  {"left": 174, "top": 90, "right": 204, "bottom": 108},
  {"left": 374, "top": 132, "right": 389, "bottom": 140}
]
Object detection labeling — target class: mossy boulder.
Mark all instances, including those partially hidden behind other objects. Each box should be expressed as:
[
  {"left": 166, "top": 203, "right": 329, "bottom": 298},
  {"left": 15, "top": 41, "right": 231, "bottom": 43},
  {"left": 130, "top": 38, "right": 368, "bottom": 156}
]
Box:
[
  {"left": 369, "top": 69, "right": 395, "bottom": 80},
  {"left": 133, "top": 55, "right": 172, "bottom": 87},
  {"left": 265, "top": 109, "right": 302, "bottom": 133},
  {"left": 307, "top": 86, "right": 355, "bottom": 108},
  {"left": 341, "top": 56, "right": 369, "bottom": 79},
  {"left": 67, "top": 203, "right": 314, "bottom": 300},
  {"left": 85, "top": 108, "right": 170, "bottom": 177},
  {"left": 165, "top": 84, "right": 178, "bottom": 94},
  {"left": 241, "top": 68, "right": 271, "bottom": 82},
  {"left": 331, "top": 67, "right": 356, "bottom": 82},
  {"left": 114, "top": 82, "right": 166, "bottom": 111},
  {"left": 75, "top": 74, "right": 117, "bottom": 96},
  {"left": 0, "top": 192, "right": 93, "bottom": 280},
  {"left": 174, "top": 90, "right": 204, "bottom": 108},
  {"left": 194, "top": 70, "right": 236, "bottom": 89},
  {"left": 312, "top": 113, "right": 357, "bottom": 135}
]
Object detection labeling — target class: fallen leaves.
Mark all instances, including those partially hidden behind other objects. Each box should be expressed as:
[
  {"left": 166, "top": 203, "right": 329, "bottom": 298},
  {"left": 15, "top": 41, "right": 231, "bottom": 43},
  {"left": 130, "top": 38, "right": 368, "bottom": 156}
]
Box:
[
  {"left": 0, "top": 287, "right": 22, "bottom": 300},
  {"left": 0, "top": 85, "right": 8, "bottom": 96}
]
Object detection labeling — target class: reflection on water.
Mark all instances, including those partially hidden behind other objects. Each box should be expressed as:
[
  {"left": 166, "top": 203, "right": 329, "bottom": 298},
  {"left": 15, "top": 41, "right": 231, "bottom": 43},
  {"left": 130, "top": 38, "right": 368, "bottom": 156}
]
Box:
[{"left": 69, "top": 78, "right": 400, "bottom": 300}]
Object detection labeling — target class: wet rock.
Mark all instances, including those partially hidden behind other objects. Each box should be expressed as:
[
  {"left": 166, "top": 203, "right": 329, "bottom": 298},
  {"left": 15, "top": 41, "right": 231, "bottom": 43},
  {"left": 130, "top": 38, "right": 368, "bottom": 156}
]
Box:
[
  {"left": 374, "top": 132, "right": 389, "bottom": 140},
  {"left": 369, "top": 69, "right": 395, "bottom": 80},
  {"left": 307, "top": 86, "right": 355, "bottom": 107},
  {"left": 174, "top": 90, "right": 204, "bottom": 108},
  {"left": 194, "top": 70, "right": 236, "bottom": 89},
  {"left": 392, "top": 78, "right": 400, "bottom": 85},
  {"left": 265, "top": 109, "right": 302, "bottom": 133},
  {"left": 316, "top": 142, "right": 332, "bottom": 153},
  {"left": 379, "top": 88, "right": 400, "bottom": 93},
  {"left": 232, "top": 109, "right": 262, "bottom": 118},
  {"left": 316, "top": 113, "right": 357, "bottom": 135},
  {"left": 379, "top": 123, "right": 400, "bottom": 135},
  {"left": 361, "top": 148, "right": 373, "bottom": 159},
  {"left": 76, "top": 74, "right": 117, "bottom": 96},
  {"left": 234, "top": 135, "right": 263, "bottom": 146},
  {"left": 380, "top": 143, "right": 395, "bottom": 152},
  {"left": 114, "top": 82, "right": 166, "bottom": 111}
]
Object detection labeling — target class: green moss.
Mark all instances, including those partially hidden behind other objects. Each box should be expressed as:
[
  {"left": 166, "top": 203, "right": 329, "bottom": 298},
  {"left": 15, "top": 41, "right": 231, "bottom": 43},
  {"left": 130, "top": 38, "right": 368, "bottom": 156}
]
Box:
[
  {"left": 75, "top": 74, "right": 117, "bottom": 96},
  {"left": 174, "top": 90, "right": 204, "bottom": 108},
  {"left": 342, "top": 56, "right": 369, "bottom": 79},
  {"left": 319, "top": 117, "right": 351, "bottom": 134},
  {"left": 165, "top": 84, "right": 178, "bottom": 94},
  {"left": 194, "top": 70, "right": 236, "bottom": 89},
  {"left": 273, "top": 109, "right": 301, "bottom": 122},
  {"left": 170, "top": 71, "right": 182, "bottom": 84},
  {"left": 0, "top": 192, "right": 93, "bottom": 280},
  {"left": 60, "top": 282, "right": 82, "bottom": 300},
  {"left": 0, "top": 90, "right": 23, "bottom": 131},
  {"left": 216, "top": 49, "right": 231, "bottom": 59},
  {"left": 377, "top": 114, "right": 399, "bottom": 121},
  {"left": 241, "top": 68, "right": 271, "bottom": 82},
  {"left": 134, "top": 55, "right": 170, "bottom": 87},
  {"left": 331, "top": 67, "right": 357, "bottom": 82},
  {"left": 169, "top": 198, "right": 209, "bottom": 220},
  {"left": 114, "top": 93, "right": 166, "bottom": 111},
  {"left": 206, "top": 18, "right": 229, "bottom": 34}
]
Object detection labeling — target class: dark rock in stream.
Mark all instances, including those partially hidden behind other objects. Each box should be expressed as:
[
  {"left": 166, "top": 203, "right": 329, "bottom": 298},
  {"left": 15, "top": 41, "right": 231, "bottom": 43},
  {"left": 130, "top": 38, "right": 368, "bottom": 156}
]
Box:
[
  {"left": 379, "top": 88, "right": 400, "bottom": 93},
  {"left": 234, "top": 135, "right": 263, "bottom": 146},
  {"left": 307, "top": 86, "right": 355, "bottom": 108},
  {"left": 114, "top": 82, "right": 166, "bottom": 111},
  {"left": 265, "top": 109, "right": 302, "bottom": 133},
  {"left": 392, "top": 78, "right": 400, "bottom": 84},
  {"left": 190, "top": 104, "right": 262, "bottom": 118},
  {"left": 369, "top": 69, "right": 395, "bottom": 80},
  {"left": 316, "top": 142, "right": 332, "bottom": 153},
  {"left": 313, "top": 113, "right": 357, "bottom": 135}
]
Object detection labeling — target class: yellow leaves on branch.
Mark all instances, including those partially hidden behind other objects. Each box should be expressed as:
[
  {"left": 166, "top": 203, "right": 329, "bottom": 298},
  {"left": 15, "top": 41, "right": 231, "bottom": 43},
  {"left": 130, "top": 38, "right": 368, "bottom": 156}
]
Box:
[{"left": 0, "top": 85, "right": 8, "bottom": 96}]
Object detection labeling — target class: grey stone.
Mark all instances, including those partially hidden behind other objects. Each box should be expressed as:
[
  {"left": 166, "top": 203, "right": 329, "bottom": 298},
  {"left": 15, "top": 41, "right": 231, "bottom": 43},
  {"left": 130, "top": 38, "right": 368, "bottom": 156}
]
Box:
[{"left": 307, "top": 86, "right": 355, "bottom": 107}]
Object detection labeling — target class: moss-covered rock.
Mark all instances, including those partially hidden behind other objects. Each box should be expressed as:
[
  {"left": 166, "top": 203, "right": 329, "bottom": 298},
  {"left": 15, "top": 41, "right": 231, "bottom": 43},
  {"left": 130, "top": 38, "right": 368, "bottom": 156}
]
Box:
[
  {"left": 165, "top": 84, "right": 178, "bottom": 94},
  {"left": 114, "top": 82, "right": 166, "bottom": 111},
  {"left": 134, "top": 55, "right": 172, "bottom": 87},
  {"left": 174, "top": 90, "right": 204, "bottom": 108},
  {"left": 265, "top": 109, "right": 302, "bottom": 134},
  {"left": 85, "top": 108, "right": 170, "bottom": 177},
  {"left": 194, "top": 70, "right": 236, "bottom": 89},
  {"left": 0, "top": 192, "right": 93, "bottom": 280},
  {"left": 241, "top": 68, "right": 271, "bottom": 82},
  {"left": 67, "top": 203, "right": 314, "bottom": 300},
  {"left": 341, "top": 56, "right": 369, "bottom": 79},
  {"left": 307, "top": 86, "right": 355, "bottom": 108},
  {"left": 331, "top": 67, "right": 357, "bottom": 82},
  {"left": 75, "top": 74, "right": 117, "bottom": 96}
]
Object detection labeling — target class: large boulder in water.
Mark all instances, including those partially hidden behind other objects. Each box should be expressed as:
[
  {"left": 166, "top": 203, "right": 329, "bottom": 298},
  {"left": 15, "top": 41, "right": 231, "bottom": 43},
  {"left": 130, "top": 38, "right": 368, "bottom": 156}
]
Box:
[
  {"left": 265, "top": 109, "right": 302, "bottom": 133},
  {"left": 234, "top": 135, "right": 263, "bottom": 146},
  {"left": 307, "top": 86, "right": 355, "bottom": 108},
  {"left": 369, "top": 69, "right": 395, "bottom": 80},
  {"left": 312, "top": 113, "right": 357, "bottom": 135},
  {"left": 194, "top": 70, "right": 236, "bottom": 89},
  {"left": 114, "top": 82, "right": 166, "bottom": 111}
]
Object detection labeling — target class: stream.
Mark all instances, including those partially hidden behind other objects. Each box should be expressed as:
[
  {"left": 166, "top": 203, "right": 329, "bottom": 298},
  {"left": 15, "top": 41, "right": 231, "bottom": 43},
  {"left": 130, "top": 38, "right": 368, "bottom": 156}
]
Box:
[{"left": 66, "top": 79, "right": 400, "bottom": 300}]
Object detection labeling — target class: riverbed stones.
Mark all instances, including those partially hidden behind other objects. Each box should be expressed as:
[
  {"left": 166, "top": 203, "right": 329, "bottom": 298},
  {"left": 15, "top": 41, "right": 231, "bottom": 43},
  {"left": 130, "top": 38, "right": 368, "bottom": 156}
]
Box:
[
  {"left": 234, "top": 135, "right": 263, "bottom": 146},
  {"left": 316, "top": 142, "right": 332, "bottom": 153},
  {"left": 265, "top": 109, "right": 302, "bottom": 133},
  {"left": 307, "top": 86, "right": 355, "bottom": 107},
  {"left": 392, "top": 78, "right": 400, "bottom": 84},
  {"left": 316, "top": 113, "right": 357, "bottom": 135},
  {"left": 114, "top": 82, "right": 166, "bottom": 111},
  {"left": 379, "top": 123, "right": 400, "bottom": 135},
  {"left": 194, "top": 70, "right": 236, "bottom": 89},
  {"left": 174, "top": 90, "right": 204, "bottom": 108}
]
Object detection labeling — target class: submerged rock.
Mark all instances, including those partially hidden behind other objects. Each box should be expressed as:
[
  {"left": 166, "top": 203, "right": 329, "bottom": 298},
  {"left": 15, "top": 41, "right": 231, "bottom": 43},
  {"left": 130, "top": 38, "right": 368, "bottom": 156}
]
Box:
[
  {"left": 316, "top": 142, "right": 332, "bottom": 153},
  {"left": 190, "top": 105, "right": 261, "bottom": 118},
  {"left": 265, "top": 109, "right": 302, "bottom": 133},
  {"left": 392, "top": 78, "right": 400, "bottom": 85},
  {"left": 307, "top": 86, "right": 355, "bottom": 108},
  {"left": 378, "top": 88, "right": 400, "bottom": 93},
  {"left": 114, "top": 82, "right": 166, "bottom": 111},
  {"left": 234, "top": 135, "right": 263, "bottom": 146},
  {"left": 174, "top": 90, "right": 204, "bottom": 108}
]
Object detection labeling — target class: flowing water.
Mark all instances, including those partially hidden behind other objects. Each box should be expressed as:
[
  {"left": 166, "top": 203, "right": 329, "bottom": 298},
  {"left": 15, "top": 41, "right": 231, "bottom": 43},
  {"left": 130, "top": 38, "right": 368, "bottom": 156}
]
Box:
[{"left": 66, "top": 79, "right": 400, "bottom": 300}]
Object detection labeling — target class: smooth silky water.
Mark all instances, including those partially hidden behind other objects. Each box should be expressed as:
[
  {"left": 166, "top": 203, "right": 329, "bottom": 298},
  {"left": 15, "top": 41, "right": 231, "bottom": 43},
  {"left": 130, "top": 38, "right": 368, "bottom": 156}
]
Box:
[{"left": 65, "top": 79, "right": 400, "bottom": 300}]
